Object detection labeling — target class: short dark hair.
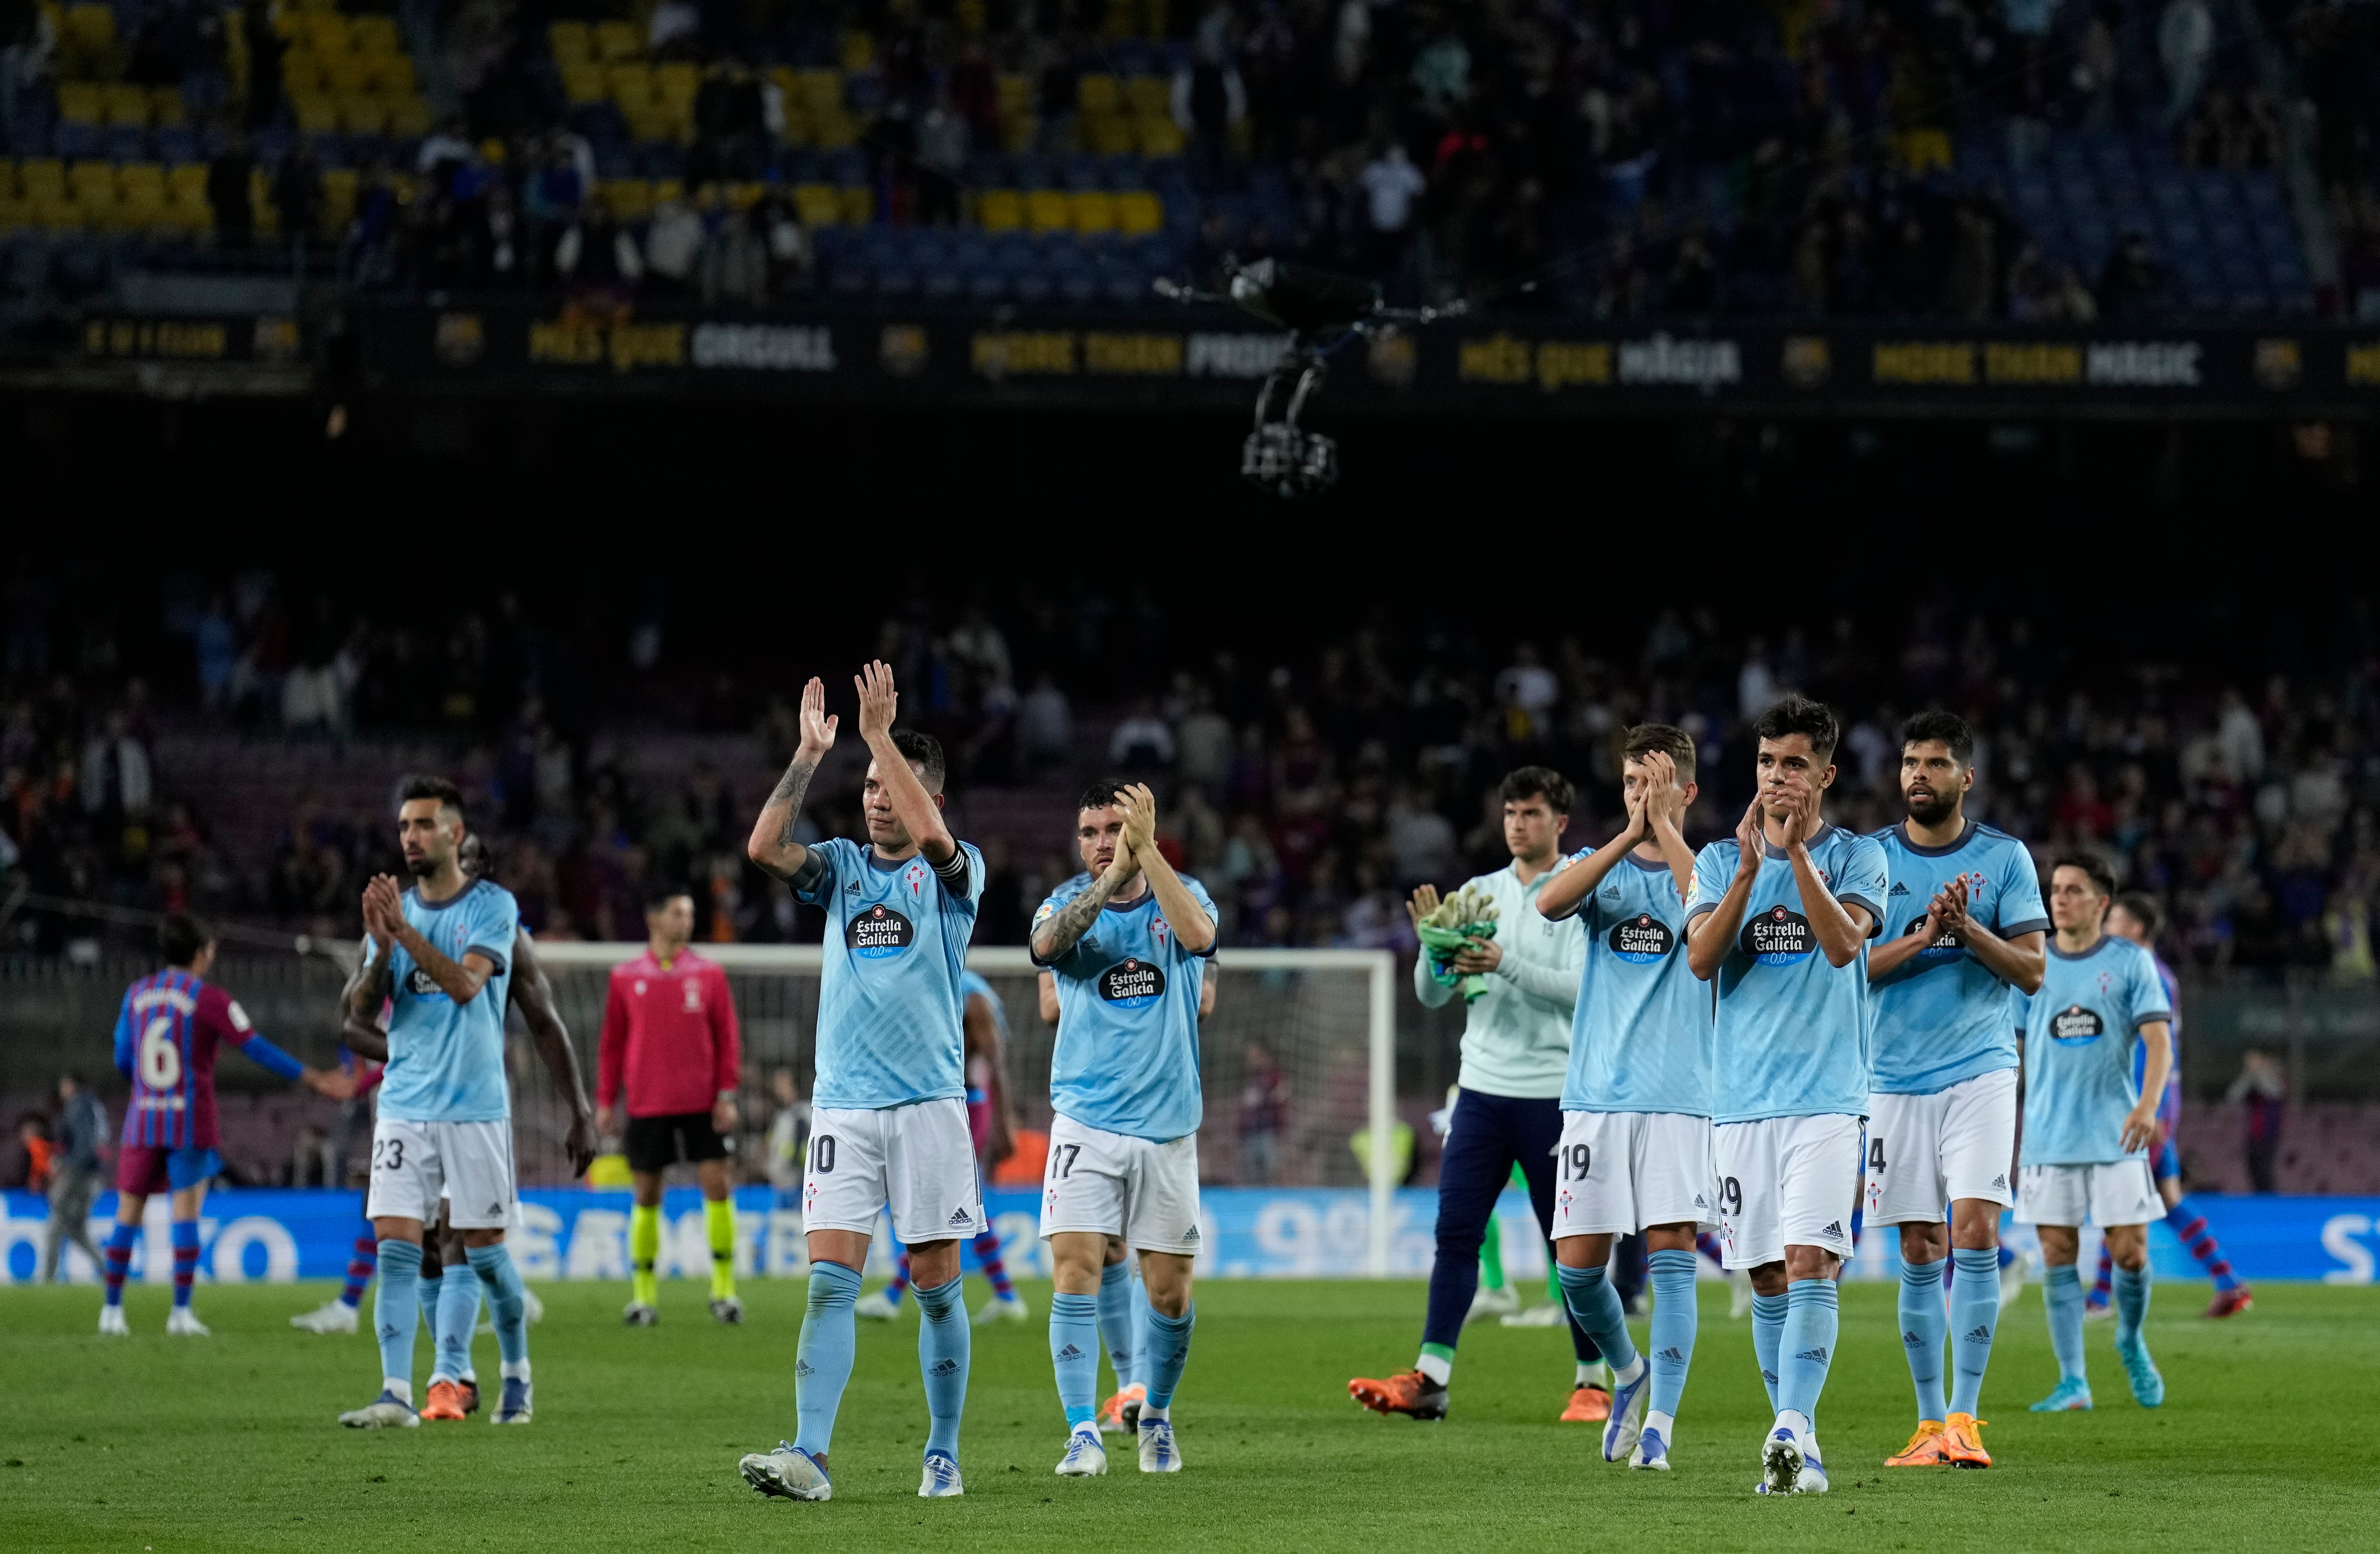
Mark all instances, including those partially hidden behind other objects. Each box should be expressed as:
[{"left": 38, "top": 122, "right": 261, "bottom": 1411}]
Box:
[
  {"left": 1077, "top": 780, "right": 1129, "bottom": 814},
  {"left": 1621, "top": 723, "right": 1697, "bottom": 782},
  {"left": 2052, "top": 850, "right": 2117, "bottom": 900},
  {"left": 159, "top": 912, "right": 215, "bottom": 966},
  {"left": 2114, "top": 890, "right": 2166, "bottom": 936},
  {"left": 398, "top": 774, "right": 467, "bottom": 824},
  {"left": 1899, "top": 709, "right": 1975, "bottom": 766},
  {"left": 645, "top": 881, "right": 694, "bottom": 911},
  {"left": 1499, "top": 765, "right": 1574, "bottom": 815},
  {"left": 891, "top": 729, "right": 946, "bottom": 793},
  {"left": 1754, "top": 693, "right": 1841, "bottom": 763}
]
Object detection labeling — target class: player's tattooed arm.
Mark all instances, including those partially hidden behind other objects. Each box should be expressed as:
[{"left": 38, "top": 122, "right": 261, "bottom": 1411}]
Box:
[
  {"left": 1031, "top": 869, "right": 1125, "bottom": 965},
  {"left": 747, "top": 676, "right": 838, "bottom": 882},
  {"left": 346, "top": 889, "right": 396, "bottom": 1030}
]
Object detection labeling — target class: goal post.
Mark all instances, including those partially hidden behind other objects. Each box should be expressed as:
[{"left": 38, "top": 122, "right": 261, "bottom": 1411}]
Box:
[{"left": 526, "top": 943, "right": 1402, "bottom": 1276}]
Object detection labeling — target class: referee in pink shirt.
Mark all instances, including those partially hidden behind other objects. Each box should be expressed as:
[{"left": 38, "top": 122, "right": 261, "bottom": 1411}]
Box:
[{"left": 598, "top": 885, "right": 744, "bottom": 1325}]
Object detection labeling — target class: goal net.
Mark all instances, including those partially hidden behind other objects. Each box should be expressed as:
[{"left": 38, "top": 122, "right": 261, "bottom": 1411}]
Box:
[{"left": 524, "top": 944, "right": 1400, "bottom": 1273}]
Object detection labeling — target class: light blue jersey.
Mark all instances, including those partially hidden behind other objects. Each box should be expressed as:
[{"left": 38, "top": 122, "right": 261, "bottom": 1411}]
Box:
[
  {"left": 1867, "top": 819, "right": 2050, "bottom": 1095},
  {"left": 373, "top": 878, "right": 519, "bottom": 1124},
  {"left": 2016, "top": 935, "right": 2172, "bottom": 1166},
  {"left": 1034, "top": 871, "right": 1217, "bottom": 1142},
  {"left": 1557, "top": 849, "right": 1713, "bottom": 1117},
  {"left": 1688, "top": 824, "right": 1888, "bottom": 1125},
  {"left": 797, "top": 837, "right": 985, "bottom": 1110}
]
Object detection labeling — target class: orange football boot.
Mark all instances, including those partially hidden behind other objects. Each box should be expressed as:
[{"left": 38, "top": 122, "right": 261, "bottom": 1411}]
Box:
[
  {"left": 2207, "top": 1286, "right": 2253, "bottom": 1318},
  {"left": 1940, "top": 1413, "right": 1991, "bottom": 1468},
  {"left": 1349, "top": 1369, "right": 1449, "bottom": 1420},
  {"left": 1559, "top": 1385, "right": 1611, "bottom": 1423},
  {"left": 1884, "top": 1421, "right": 1947, "bottom": 1466},
  {"left": 1097, "top": 1382, "right": 1147, "bottom": 1433},
  {"left": 420, "top": 1380, "right": 468, "bottom": 1421}
]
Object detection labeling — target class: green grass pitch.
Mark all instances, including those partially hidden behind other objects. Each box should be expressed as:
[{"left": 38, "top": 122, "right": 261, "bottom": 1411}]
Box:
[{"left": 4, "top": 1278, "right": 2374, "bottom": 1552}]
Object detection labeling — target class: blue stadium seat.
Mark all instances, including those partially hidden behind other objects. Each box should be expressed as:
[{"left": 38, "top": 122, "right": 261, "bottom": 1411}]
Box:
[
  {"left": 1061, "top": 154, "right": 1101, "bottom": 190},
  {"left": 1101, "top": 154, "right": 1143, "bottom": 190},
  {"left": 103, "top": 124, "right": 147, "bottom": 161},
  {"left": 54, "top": 120, "right": 101, "bottom": 159},
  {"left": 1011, "top": 152, "right": 1054, "bottom": 190},
  {"left": 875, "top": 263, "right": 918, "bottom": 300},
  {"left": 153, "top": 125, "right": 197, "bottom": 163},
  {"left": 824, "top": 147, "right": 866, "bottom": 184},
  {"left": 1013, "top": 266, "right": 1053, "bottom": 304},
  {"left": 2148, "top": 172, "right": 2190, "bottom": 212},
  {"left": 965, "top": 264, "right": 1009, "bottom": 302},
  {"left": 2189, "top": 169, "right": 2240, "bottom": 214},
  {"left": 965, "top": 151, "right": 1008, "bottom": 186},
  {"left": 843, "top": 71, "right": 883, "bottom": 116},
  {"left": 7, "top": 115, "right": 49, "bottom": 156},
  {"left": 637, "top": 144, "right": 684, "bottom": 179},
  {"left": 2240, "top": 171, "right": 2284, "bottom": 214},
  {"left": 594, "top": 143, "right": 633, "bottom": 179}
]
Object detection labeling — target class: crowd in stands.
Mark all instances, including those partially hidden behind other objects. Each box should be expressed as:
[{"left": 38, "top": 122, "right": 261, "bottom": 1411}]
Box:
[
  {"left": 5, "top": 563, "right": 2378, "bottom": 990},
  {"left": 4, "top": 0, "right": 2369, "bottom": 316}
]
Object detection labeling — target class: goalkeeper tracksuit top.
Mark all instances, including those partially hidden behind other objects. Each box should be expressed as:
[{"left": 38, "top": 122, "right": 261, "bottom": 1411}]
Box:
[{"left": 1413, "top": 862, "right": 1581, "bottom": 1099}]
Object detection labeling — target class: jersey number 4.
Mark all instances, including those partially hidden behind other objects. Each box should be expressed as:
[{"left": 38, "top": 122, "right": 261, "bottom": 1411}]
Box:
[
  {"left": 138, "top": 1016, "right": 182, "bottom": 1090},
  {"left": 1868, "top": 1138, "right": 1886, "bottom": 1173}
]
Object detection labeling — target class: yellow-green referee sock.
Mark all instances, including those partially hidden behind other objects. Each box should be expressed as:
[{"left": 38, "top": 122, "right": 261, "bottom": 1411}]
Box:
[
  {"left": 629, "top": 1203, "right": 660, "bottom": 1308},
  {"left": 706, "top": 1197, "right": 736, "bottom": 1302}
]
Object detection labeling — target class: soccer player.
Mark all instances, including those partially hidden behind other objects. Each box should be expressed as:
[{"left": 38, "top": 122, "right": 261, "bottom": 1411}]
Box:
[
  {"left": 1862, "top": 711, "right": 2048, "bottom": 1470},
  {"left": 99, "top": 913, "right": 347, "bottom": 1335},
  {"left": 1685, "top": 695, "right": 1887, "bottom": 1495},
  {"left": 2015, "top": 853, "right": 2173, "bottom": 1414},
  {"left": 852, "top": 966, "right": 1027, "bottom": 1325},
  {"left": 600, "top": 883, "right": 745, "bottom": 1327},
  {"left": 1534, "top": 727, "right": 1710, "bottom": 1473},
  {"left": 1349, "top": 767, "right": 1610, "bottom": 1426},
  {"left": 734, "top": 665, "right": 986, "bottom": 1504},
  {"left": 337, "top": 777, "right": 544, "bottom": 1429},
  {"left": 2086, "top": 891, "right": 2251, "bottom": 1319},
  {"left": 1031, "top": 780, "right": 1216, "bottom": 1476}
]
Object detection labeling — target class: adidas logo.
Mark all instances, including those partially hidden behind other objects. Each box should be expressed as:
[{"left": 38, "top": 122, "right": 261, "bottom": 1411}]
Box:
[
  {"left": 1902, "top": 1330, "right": 1926, "bottom": 1347},
  {"left": 1183, "top": 1226, "right": 1199, "bottom": 1243},
  {"left": 795, "top": 1359, "right": 814, "bottom": 1377},
  {"left": 1761, "top": 1369, "right": 1778, "bottom": 1385},
  {"left": 1057, "top": 1344, "right": 1084, "bottom": 1360},
  {"left": 1820, "top": 1221, "right": 1845, "bottom": 1240},
  {"left": 1795, "top": 1347, "right": 1829, "bottom": 1362},
  {"left": 486, "top": 1201, "right": 504, "bottom": 1215},
  {"left": 1656, "top": 1347, "right": 1684, "bottom": 1363},
  {"left": 948, "top": 1209, "right": 972, "bottom": 1228},
  {"left": 1992, "top": 1174, "right": 2008, "bottom": 1191},
  {"left": 1889, "top": 881, "right": 1910, "bottom": 897},
  {"left": 929, "top": 1357, "right": 959, "bottom": 1375},
  {"left": 1963, "top": 1325, "right": 1993, "bottom": 1343},
  {"left": 845, "top": 881, "right": 860, "bottom": 894}
]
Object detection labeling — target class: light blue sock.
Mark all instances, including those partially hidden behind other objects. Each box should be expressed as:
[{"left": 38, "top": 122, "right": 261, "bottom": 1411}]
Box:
[
  {"left": 1142, "top": 1302, "right": 1195, "bottom": 1410},
  {"left": 1777, "top": 1279, "right": 1839, "bottom": 1421},
  {"left": 1750, "top": 1292, "right": 1787, "bottom": 1414},
  {"left": 1094, "top": 1261, "right": 1135, "bottom": 1390},
  {"left": 1646, "top": 1249, "right": 1697, "bottom": 1422},
  {"left": 1555, "top": 1263, "right": 1640, "bottom": 1374},
  {"left": 433, "top": 1262, "right": 483, "bottom": 1384},
  {"left": 1898, "top": 1255, "right": 1948, "bottom": 1422},
  {"left": 1050, "top": 1291, "right": 1101, "bottom": 1429},
  {"left": 793, "top": 1260, "right": 862, "bottom": 1457},
  {"left": 2111, "top": 1262, "right": 2152, "bottom": 1348},
  {"left": 2043, "top": 1264, "right": 2087, "bottom": 1384},
  {"left": 465, "top": 1245, "right": 529, "bottom": 1369},
  {"left": 1129, "top": 1275, "right": 1153, "bottom": 1389},
  {"left": 373, "top": 1240, "right": 423, "bottom": 1396},
  {"left": 913, "top": 1276, "right": 971, "bottom": 1461},
  {"left": 1949, "top": 1247, "right": 2002, "bottom": 1416}
]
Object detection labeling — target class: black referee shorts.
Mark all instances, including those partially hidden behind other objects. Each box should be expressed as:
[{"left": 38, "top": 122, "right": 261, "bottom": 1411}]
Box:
[{"left": 623, "top": 1111, "right": 728, "bottom": 1174}]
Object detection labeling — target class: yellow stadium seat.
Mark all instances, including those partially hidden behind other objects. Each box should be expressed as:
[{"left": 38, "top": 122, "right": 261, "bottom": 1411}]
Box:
[
  {"left": 595, "top": 20, "right": 641, "bottom": 61},
  {"left": 837, "top": 184, "right": 873, "bottom": 224},
  {"left": 650, "top": 178, "right": 683, "bottom": 206},
  {"left": 117, "top": 163, "right": 167, "bottom": 227},
  {"left": 249, "top": 169, "right": 277, "bottom": 237},
  {"left": 307, "top": 13, "right": 351, "bottom": 55},
  {"left": 280, "top": 49, "right": 329, "bottom": 97},
  {"left": 1114, "top": 189, "right": 1162, "bottom": 236},
  {"left": 291, "top": 93, "right": 338, "bottom": 134},
  {"left": 61, "top": 3, "right": 114, "bottom": 50},
  {"left": 548, "top": 20, "right": 592, "bottom": 63},
  {"left": 150, "top": 86, "right": 186, "bottom": 126},
  {"left": 166, "top": 164, "right": 205, "bottom": 202},
  {"left": 337, "top": 96, "right": 390, "bottom": 136},
  {"left": 812, "top": 111, "right": 858, "bottom": 151},
  {"left": 728, "top": 181, "right": 764, "bottom": 209},
  {"left": 792, "top": 183, "right": 839, "bottom": 227},
  {"left": 1068, "top": 189, "right": 1116, "bottom": 234},
  {"left": 604, "top": 179, "right": 653, "bottom": 220},
  {"left": 1125, "top": 74, "right": 1168, "bottom": 116},
  {"left": 1136, "top": 116, "right": 1184, "bottom": 157},
  {"left": 977, "top": 188, "right": 1023, "bottom": 231},
  {"left": 57, "top": 84, "right": 102, "bottom": 125},
  {"left": 839, "top": 30, "right": 873, "bottom": 71},
  {"left": 561, "top": 63, "right": 605, "bottom": 105},
  {"left": 654, "top": 62, "right": 698, "bottom": 106},
  {"left": 996, "top": 74, "right": 1031, "bottom": 114},
  {"left": 1085, "top": 115, "right": 1134, "bottom": 156},
  {"left": 270, "top": 5, "right": 303, "bottom": 40},
  {"left": 329, "top": 55, "right": 372, "bottom": 94},
  {"left": 373, "top": 57, "right": 417, "bottom": 97},
  {"left": 1077, "top": 74, "right": 1121, "bottom": 116},
  {"left": 66, "top": 160, "right": 113, "bottom": 201},
  {"left": 792, "top": 70, "right": 840, "bottom": 111},
  {"left": 608, "top": 62, "right": 655, "bottom": 108},
  {"left": 323, "top": 167, "right": 357, "bottom": 228},
  {"left": 387, "top": 97, "right": 432, "bottom": 138},
  {"left": 1025, "top": 188, "right": 1070, "bottom": 233},
  {"left": 20, "top": 159, "right": 66, "bottom": 200},
  {"left": 352, "top": 16, "right": 401, "bottom": 56},
  {"left": 99, "top": 84, "right": 148, "bottom": 126},
  {"left": 1000, "top": 114, "right": 1037, "bottom": 153}
]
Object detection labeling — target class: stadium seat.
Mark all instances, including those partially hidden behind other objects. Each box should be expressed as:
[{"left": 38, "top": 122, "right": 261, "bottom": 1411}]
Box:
[
  {"left": 978, "top": 188, "right": 1023, "bottom": 230},
  {"left": 793, "top": 182, "right": 841, "bottom": 227},
  {"left": 102, "top": 124, "right": 146, "bottom": 162},
  {"left": 1026, "top": 188, "right": 1070, "bottom": 233},
  {"left": 387, "top": 98, "right": 432, "bottom": 138},
  {"left": 372, "top": 57, "right": 418, "bottom": 98},
  {"left": 352, "top": 15, "right": 401, "bottom": 56},
  {"left": 838, "top": 184, "right": 873, "bottom": 224},
  {"left": 1114, "top": 189, "right": 1161, "bottom": 236},
  {"left": 595, "top": 20, "right": 642, "bottom": 61},
  {"left": 1134, "top": 116, "right": 1184, "bottom": 158},
  {"left": 292, "top": 94, "right": 338, "bottom": 135},
  {"left": 549, "top": 20, "right": 593, "bottom": 63},
  {"left": 1069, "top": 189, "right": 1115, "bottom": 234},
  {"left": 1078, "top": 74, "right": 1121, "bottom": 117},
  {"left": 100, "top": 84, "right": 149, "bottom": 128},
  {"left": 338, "top": 98, "right": 391, "bottom": 138},
  {"left": 1125, "top": 75, "right": 1169, "bottom": 118},
  {"left": 57, "top": 83, "right": 103, "bottom": 127}
]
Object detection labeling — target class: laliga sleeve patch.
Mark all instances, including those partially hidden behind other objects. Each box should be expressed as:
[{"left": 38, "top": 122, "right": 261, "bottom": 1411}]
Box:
[{"left": 227, "top": 999, "right": 252, "bottom": 1032}]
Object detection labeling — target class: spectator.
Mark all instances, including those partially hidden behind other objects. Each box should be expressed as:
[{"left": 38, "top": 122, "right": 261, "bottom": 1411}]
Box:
[
  {"left": 14, "top": 1112, "right": 52, "bottom": 1190},
  {"left": 1359, "top": 141, "right": 1426, "bottom": 267},
  {"left": 1108, "top": 696, "right": 1177, "bottom": 771},
  {"left": 764, "top": 1066, "right": 808, "bottom": 1203},
  {"left": 41, "top": 1072, "right": 108, "bottom": 1282},
  {"left": 2159, "top": 0, "right": 2215, "bottom": 130},
  {"left": 2226, "top": 1047, "right": 2287, "bottom": 1192},
  {"left": 79, "top": 711, "right": 152, "bottom": 818},
  {"left": 270, "top": 138, "right": 326, "bottom": 248},
  {"left": 917, "top": 86, "right": 969, "bottom": 227},
  {"left": 207, "top": 131, "right": 256, "bottom": 248},
  {"left": 1239, "top": 1041, "right": 1288, "bottom": 1183},
  {"left": 2098, "top": 232, "right": 2166, "bottom": 319},
  {"left": 1177, "top": 685, "right": 1234, "bottom": 789},
  {"left": 643, "top": 196, "right": 704, "bottom": 296},
  {"left": 1017, "top": 673, "right": 1072, "bottom": 774},
  {"left": 238, "top": 0, "right": 283, "bottom": 130},
  {"left": 1171, "top": 36, "right": 1247, "bottom": 188}
]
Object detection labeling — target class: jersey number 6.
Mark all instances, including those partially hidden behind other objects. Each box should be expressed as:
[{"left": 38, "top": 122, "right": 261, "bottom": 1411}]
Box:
[{"left": 138, "top": 1015, "right": 183, "bottom": 1090}]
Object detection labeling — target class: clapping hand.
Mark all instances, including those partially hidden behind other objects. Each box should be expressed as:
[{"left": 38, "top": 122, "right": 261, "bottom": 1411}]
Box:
[
  {"left": 854, "top": 660, "right": 899, "bottom": 741},
  {"left": 1405, "top": 883, "right": 1442, "bottom": 934},
  {"left": 795, "top": 676, "right": 839, "bottom": 759}
]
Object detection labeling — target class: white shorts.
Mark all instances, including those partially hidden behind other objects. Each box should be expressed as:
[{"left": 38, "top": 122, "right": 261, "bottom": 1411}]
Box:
[
  {"left": 1865, "top": 1068, "right": 2019, "bottom": 1225},
  {"left": 1550, "top": 1110, "right": 1716, "bottom": 1238},
  {"left": 1038, "top": 1113, "right": 1202, "bottom": 1257},
  {"left": 366, "top": 1118, "right": 519, "bottom": 1230},
  {"left": 803, "top": 1098, "right": 986, "bottom": 1245},
  {"left": 1711, "top": 1114, "right": 1864, "bottom": 1270},
  {"left": 2015, "top": 1159, "right": 2162, "bottom": 1229}
]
